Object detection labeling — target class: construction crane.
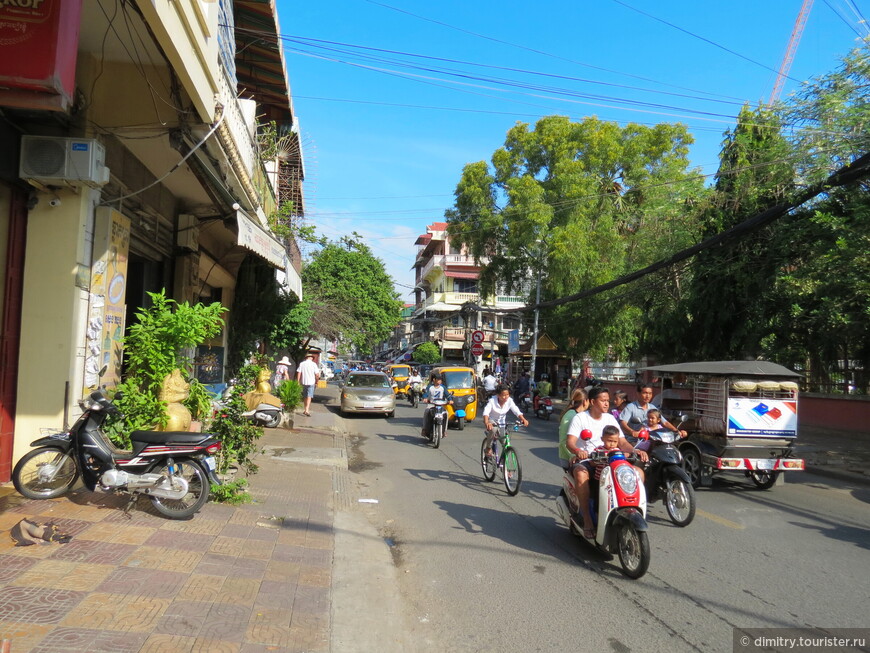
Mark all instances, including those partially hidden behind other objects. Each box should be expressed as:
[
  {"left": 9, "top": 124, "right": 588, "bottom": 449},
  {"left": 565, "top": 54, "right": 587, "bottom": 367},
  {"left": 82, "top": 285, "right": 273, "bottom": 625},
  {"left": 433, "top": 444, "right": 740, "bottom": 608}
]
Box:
[{"left": 769, "top": 0, "right": 815, "bottom": 104}]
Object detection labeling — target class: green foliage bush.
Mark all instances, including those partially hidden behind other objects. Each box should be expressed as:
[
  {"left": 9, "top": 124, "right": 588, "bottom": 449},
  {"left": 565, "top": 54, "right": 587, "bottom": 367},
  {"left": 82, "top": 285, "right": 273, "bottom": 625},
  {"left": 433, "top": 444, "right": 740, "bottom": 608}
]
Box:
[
  {"left": 105, "top": 290, "right": 225, "bottom": 447},
  {"left": 413, "top": 342, "right": 441, "bottom": 365},
  {"left": 209, "top": 384, "right": 262, "bottom": 475},
  {"left": 275, "top": 379, "right": 302, "bottom": 412},
  {"left": 209, "top": 478, "right": 253, "bottom": 505}
]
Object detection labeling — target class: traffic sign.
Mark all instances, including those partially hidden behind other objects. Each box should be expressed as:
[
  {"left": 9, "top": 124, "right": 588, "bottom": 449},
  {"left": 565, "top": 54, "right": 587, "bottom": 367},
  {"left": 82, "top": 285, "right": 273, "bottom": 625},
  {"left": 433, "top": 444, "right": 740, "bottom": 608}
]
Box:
[
  {"left": 471, "top": 343, "right": 484, "bottom": 356},
  {"left": 471, "top": 330, "right": 485, "bottom": 344}
]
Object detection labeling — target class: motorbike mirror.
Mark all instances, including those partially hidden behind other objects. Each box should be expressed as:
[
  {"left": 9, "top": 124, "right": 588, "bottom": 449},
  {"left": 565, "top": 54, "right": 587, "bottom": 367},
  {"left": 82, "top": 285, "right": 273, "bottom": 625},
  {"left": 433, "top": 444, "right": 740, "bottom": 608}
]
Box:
[
  {"left": 580, "top": 429, "right": 593, "bottom": 441},
  {"left": 637, "top": 428, "right": 650, "bottom": 440}
]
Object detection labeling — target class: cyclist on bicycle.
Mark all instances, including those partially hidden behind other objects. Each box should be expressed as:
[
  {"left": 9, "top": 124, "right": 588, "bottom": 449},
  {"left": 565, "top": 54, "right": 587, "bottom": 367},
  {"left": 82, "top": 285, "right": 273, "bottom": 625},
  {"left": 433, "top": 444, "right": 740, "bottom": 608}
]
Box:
[{"left": 482, "top": 384, "right": 529, "bottom": 456}]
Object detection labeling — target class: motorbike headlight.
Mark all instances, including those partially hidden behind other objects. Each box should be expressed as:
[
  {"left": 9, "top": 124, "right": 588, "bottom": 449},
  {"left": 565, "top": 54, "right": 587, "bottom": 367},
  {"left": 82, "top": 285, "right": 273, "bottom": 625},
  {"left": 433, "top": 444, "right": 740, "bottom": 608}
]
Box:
[{"left": 615, "top": 465, "right": 638, "bottom": 494}]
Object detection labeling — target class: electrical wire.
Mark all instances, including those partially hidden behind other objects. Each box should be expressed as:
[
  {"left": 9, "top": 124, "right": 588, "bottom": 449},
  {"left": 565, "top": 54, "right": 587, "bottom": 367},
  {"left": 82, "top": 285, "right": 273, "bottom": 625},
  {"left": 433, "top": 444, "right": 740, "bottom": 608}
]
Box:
[
  {"left": 101, "top": 112, "right": 225, "bottom": 205},
  {"left": 361, "top": 0, "right": 749, "bottom": 99},
  {"left": 610, "top": 0, "right": 802, "bottom": 83}
]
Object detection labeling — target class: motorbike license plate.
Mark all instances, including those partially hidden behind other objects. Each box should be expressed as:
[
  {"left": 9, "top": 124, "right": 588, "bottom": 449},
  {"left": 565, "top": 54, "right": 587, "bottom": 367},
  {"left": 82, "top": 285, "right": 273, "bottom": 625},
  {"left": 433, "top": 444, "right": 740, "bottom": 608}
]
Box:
[
  {"left": 755, "top": 459, "right": 775, "bottom": 470},
  {"left": 203, "top": 456, "right": 216, "bottom": 471}
]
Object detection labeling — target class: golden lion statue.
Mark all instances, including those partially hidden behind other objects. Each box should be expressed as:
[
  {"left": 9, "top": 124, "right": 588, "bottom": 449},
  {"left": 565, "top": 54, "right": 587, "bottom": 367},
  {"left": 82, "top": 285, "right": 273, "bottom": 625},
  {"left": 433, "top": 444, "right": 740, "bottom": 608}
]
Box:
[
  {"left": 244, "top": 368, "right": 282, "bottom": 411},
  {"left": 157, "top": 369, "right": 192, "bottom": 432}
]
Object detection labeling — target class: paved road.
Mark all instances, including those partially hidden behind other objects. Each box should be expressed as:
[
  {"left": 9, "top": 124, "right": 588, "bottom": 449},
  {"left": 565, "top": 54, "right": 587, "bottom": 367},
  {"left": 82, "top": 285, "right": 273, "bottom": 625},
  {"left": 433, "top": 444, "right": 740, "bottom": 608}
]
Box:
[{"left": 334, "top": 391, "right": 870, "bottom": 653}]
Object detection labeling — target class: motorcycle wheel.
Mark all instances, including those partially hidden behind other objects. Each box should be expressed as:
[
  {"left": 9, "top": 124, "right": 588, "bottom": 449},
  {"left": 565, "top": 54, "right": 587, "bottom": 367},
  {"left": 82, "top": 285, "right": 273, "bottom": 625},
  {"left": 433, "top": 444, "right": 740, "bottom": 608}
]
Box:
[
  {"left": 456, "top": 416, "right": 464, "bottom": 431},
  {"left": 617, "top": 522, "right": 650, "bottom": 579},
  {"left": 432, "top": 421, "right": 442, "bottom": 449},
  {"left": 749, "top": 471, "right": 779, "bottom": 490},
  {"left": 664, "top": 478, "right": 696, "bottom": 526},
  {"left": 149, "top": 459, "right": 210, "bottom": 519},
  {"left": 681, "top": 447, "right": 703, "bottom": 489},
  {"left": 502, "top": 447, "right": 522, "bottom": 496},
  {"left": 544, "top": 410, "right": 551, "bottom": 421},
  {"left": 13, "top": 448, "right": 78, "bottom": 499},
  {"left": 480, "top": 437, "right": 496, "bottom": 482},
  {"left": 410, "top": 393, "right": 417, "bottom": 408},
  {"left": 264, "top": 413, "right": 281, "bottom": 428}
]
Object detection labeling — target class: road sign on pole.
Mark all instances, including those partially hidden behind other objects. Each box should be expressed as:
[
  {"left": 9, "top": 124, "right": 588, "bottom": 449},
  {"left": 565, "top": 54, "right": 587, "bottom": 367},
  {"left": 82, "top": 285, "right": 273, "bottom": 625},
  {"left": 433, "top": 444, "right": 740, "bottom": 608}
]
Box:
[
  {"left": 471, "top": 343, "right": 484, "bottom": 357},
  {"left": 471, "top": 330, "right": 485, "bottom": 344}
]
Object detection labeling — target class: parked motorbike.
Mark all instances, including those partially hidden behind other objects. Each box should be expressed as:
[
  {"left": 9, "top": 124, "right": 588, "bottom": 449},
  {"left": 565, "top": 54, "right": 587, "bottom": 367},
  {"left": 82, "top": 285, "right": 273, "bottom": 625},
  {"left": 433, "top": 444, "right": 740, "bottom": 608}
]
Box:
[
  {"left": 555, "top": 438, "right": 651, "bottom": 579},
  {"left": 636, "top": 428, "right": 695, "bottom": 526},
  {"left": 241, "top": 403, "right": 282, "bottom": 428},
  {"left": 12, "top": 388, "right": 221, "bottom": 519},
  {"left": 535, "top": 394, "right": 554, "bottom": 420}
]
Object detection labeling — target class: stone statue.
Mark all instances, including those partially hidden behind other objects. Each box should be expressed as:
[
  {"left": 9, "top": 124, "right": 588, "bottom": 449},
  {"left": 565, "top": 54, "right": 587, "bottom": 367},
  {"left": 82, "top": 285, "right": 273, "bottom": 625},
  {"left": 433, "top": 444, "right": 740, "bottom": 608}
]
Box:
[
  {"left": 157, "top": 368, "right": 192, "bottom": 432},
  {"left": 244, "top": 368, "right": 282, "bottom": 411}
]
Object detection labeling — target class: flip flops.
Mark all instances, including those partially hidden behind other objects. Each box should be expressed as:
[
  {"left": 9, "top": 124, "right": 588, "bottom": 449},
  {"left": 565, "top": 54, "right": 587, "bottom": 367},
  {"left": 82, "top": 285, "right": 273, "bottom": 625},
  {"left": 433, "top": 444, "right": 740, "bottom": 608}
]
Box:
[{"left": 9, "top": 519, "right": 73, "bottom": 546}]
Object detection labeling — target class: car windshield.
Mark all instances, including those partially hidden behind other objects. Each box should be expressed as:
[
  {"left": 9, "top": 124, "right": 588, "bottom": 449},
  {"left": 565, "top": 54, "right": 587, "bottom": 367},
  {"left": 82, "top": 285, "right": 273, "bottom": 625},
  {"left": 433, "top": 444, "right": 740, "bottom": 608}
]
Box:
[
  {"left": 442, "top": 371, "right": 474, "bottom": 389},
  {"left": 347, "top": 374, "right": 390, "bottom": 388},
  {"left": 390, "top": 366, "right": 410, "bottom": 377}
]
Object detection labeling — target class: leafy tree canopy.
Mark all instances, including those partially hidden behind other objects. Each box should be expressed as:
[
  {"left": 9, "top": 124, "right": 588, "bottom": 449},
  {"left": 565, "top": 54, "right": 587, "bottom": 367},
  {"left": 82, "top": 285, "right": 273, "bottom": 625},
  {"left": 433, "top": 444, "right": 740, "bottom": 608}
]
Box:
[
  {"left": 412, "top": 341, "right": 441, "bottom": 365},
  {"left": 445, "top": 115, "right": 703, "bottom": 358},
  {"left": 302, "top": 234, "right": 403, "bottom": 354}
]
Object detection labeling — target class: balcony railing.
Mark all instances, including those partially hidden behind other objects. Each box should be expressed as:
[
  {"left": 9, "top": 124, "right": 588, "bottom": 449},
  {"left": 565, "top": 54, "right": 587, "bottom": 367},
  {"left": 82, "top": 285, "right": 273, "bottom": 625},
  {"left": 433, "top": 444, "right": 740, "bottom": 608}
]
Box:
[{"left": 216, "top": 66, "right": 259, "bottom": 186}]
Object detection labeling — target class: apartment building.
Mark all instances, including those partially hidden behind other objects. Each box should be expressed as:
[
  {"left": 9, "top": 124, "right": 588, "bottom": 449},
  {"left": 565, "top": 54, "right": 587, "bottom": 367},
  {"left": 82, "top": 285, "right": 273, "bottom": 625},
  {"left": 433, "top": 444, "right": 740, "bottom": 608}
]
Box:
[
  {"left": 0, "top": 0, "right": 303, "bottom": 479},
  {"left": 410, "top": 222, "right": 526, "bottom": 369}
]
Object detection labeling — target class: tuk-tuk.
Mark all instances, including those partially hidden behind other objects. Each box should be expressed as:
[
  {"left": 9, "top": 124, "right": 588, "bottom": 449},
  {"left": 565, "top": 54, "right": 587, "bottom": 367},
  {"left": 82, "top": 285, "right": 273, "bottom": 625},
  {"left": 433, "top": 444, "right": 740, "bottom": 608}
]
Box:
[
  {"left": 386, "top": 364, "right": 412, "bottom": 398},
  {"left": 432, "top": 366, "right": 479, "bottom": 429},
  {"left": 641, "top": 361, "right": 805, "bottom": 490}
]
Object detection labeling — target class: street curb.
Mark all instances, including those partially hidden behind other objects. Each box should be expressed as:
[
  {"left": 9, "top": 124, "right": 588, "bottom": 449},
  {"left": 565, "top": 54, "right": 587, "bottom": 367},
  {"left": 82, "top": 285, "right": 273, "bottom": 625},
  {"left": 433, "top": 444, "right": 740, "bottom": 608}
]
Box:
[{"left": 803, "top": 465, "right": 870, "bottom": 487}]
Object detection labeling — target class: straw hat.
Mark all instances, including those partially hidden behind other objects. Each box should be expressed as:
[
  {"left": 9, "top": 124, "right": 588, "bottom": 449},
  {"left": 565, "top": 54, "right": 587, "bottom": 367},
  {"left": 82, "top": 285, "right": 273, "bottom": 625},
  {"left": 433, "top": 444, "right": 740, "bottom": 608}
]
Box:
[{"left": 277, "top": 356, "right": 291, "bottom": 366}]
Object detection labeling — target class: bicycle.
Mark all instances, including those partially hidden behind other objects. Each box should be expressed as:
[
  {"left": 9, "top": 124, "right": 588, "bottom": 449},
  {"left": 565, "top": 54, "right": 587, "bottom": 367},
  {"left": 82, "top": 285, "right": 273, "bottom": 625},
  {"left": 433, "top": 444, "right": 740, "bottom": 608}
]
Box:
[{"left": 480, "top": 419, "right": 523, "bottom": 496}]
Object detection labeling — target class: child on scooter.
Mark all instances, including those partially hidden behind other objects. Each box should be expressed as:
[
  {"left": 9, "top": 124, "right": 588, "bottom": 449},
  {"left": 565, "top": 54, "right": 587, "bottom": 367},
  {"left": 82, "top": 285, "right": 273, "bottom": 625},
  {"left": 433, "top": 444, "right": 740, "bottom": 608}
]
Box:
[
  {"left": 646, "top": 409, "right": 665, "bottom": 432},
  {"left": 591, "top": 426, "right": 622, "bottom": 480}
]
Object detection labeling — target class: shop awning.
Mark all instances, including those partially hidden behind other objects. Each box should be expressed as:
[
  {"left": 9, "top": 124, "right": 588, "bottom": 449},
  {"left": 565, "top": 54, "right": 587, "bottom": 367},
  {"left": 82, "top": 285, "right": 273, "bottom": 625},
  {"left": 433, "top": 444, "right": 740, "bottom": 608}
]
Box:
[
  {"left": 236, "top": 210, "right": 286, "bottom": 270},
  {"left": 444, "top": 271, "right": 478, "bottom": 279},
  {"left": 413, "top": 302, "right": 456, "bottom": 317},
  {"left": 440, "top": 341, "right": 464, "bottom": 350}
]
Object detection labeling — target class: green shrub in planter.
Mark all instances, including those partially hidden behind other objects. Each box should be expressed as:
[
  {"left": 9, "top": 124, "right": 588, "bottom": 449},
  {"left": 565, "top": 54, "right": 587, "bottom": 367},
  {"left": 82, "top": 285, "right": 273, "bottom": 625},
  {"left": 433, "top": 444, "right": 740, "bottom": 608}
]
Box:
[{"left": 276, "top": 379, "right": 302, "bottom": 412}]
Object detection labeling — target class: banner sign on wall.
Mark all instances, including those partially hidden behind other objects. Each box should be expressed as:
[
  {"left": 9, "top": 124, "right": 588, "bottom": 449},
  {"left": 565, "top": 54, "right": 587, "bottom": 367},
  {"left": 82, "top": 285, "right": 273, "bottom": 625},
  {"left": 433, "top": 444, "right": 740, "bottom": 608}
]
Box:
[
  {"left": 0, "top": 0, "right": 83, "bottom": 111},
  {"left": 727, "top": 398, "right": 797, "bottom": 438},
  {"left": 85, "top": 208, "right": 130, "bottom": 392}
]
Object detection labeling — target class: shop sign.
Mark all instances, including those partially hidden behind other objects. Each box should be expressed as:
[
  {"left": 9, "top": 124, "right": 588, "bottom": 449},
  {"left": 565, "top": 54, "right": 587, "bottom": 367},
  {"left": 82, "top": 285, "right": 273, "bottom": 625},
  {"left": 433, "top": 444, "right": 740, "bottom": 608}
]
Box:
[
  {"left": 0, "top": 0, "right": 83, "bottom": 111},
  {"left": 236, "top": 210, "right": 286, "bottom": 269},
  {"left": 84, "top": 208, "right": 130, "bottom": 392}
]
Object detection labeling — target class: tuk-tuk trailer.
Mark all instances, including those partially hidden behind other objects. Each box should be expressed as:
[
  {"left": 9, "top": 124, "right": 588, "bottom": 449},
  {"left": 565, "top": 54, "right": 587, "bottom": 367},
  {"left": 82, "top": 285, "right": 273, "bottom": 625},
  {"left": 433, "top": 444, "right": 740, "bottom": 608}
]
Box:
[{"left": 642, "top": 361, "right": 805, "bottom": 490}]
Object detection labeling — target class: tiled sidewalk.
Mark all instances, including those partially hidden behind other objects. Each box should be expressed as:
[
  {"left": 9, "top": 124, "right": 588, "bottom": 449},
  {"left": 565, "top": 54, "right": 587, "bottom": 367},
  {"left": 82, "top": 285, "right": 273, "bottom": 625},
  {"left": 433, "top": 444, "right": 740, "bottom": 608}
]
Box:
[{"left": 0, "top": 422, "right": 341, "bottom": 653}]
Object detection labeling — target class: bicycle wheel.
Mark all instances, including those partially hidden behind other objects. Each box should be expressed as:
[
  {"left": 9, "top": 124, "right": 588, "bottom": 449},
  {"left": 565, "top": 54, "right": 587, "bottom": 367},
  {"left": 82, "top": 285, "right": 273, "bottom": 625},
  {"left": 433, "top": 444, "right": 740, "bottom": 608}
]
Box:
[
  {"left": 502, "top": 446, "right": 522, "bottom": 496},
  {"left": 480, "top": 436, "right": 496, "bottom": 481}
]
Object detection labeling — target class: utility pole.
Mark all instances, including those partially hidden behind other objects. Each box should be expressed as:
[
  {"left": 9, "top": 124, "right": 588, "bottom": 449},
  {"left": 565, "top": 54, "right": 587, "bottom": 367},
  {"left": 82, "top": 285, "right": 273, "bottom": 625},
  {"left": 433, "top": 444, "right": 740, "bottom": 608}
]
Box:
[{"left": 529, "top": 255, "right": 542, "bottom": 380}]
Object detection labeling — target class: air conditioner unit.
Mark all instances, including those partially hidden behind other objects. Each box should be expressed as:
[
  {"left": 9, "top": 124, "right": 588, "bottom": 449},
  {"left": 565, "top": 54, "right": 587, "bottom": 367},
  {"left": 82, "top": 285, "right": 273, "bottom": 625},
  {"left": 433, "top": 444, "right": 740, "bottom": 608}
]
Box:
[{"left": 20, "top": 136, "right": 110, "bottom": 186}]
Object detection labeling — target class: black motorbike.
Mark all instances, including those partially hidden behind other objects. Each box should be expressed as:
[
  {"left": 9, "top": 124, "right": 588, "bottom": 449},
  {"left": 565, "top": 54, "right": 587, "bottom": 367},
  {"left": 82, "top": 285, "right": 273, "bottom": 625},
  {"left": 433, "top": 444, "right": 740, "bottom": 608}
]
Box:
[
  {"left": 12, "top": 388, "right": 221, "bottom": 519},
  {"left": 638, "top": 428, "right": 696, "bottom": 526}
]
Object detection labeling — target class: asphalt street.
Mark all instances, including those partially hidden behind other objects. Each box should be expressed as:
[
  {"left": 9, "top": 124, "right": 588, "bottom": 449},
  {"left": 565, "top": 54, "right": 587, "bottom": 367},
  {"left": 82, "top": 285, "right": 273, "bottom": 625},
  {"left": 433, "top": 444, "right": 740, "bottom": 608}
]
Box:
[{"left": 331, "top": 388, "right": 870, "bottom": 653}]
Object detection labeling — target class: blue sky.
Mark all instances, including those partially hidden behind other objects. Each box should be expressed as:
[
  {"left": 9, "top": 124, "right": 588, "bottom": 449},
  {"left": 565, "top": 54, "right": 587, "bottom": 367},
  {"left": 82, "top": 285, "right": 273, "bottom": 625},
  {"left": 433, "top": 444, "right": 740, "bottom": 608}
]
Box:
[{"left": 278, "top": 0, "right": 868, "bottom": 300}]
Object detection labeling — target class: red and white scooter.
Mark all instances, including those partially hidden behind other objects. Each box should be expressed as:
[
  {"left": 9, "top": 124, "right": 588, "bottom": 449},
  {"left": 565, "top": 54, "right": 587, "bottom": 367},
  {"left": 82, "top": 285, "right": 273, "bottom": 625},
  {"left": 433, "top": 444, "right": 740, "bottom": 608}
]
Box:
[{"left": 555, "top": 429, "right": 651, "bottom": 578}]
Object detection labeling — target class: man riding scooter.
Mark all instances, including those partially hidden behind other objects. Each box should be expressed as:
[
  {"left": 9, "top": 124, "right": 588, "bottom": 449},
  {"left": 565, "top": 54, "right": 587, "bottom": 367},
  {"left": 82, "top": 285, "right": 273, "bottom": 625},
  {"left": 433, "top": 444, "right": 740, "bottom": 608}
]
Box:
[
  {"left": 564, "top": 386, "right": 648, "bottom": 538},
  {"left": 421, "top": 374, "right": 453, "bottom": 440}
]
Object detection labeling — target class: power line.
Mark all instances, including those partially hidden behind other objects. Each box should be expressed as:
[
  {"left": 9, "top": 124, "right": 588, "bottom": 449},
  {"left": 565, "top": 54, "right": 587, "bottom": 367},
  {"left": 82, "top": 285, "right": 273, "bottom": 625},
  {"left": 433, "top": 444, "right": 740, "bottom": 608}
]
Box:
[
  {"left": 498, "top": 149, "right": 870, "bottom": 313},
  {"left": 610, "top": 0, "right": 803, "bottom": 84}
]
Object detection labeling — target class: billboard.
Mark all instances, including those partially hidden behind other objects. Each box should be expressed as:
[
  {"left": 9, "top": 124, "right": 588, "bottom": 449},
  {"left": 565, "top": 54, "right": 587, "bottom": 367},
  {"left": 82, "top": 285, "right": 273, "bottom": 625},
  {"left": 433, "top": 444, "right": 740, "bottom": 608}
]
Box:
[{"left": 727, "top": 398, "right": 798, "bottom": 438}]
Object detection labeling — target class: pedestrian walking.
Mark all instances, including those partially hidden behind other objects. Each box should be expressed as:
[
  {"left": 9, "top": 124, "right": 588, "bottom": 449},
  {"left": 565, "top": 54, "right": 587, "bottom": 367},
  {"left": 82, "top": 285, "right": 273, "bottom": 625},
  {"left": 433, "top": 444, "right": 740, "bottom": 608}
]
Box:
[{"left": 296, "top": 353, "right": 320, "bottom": 416}]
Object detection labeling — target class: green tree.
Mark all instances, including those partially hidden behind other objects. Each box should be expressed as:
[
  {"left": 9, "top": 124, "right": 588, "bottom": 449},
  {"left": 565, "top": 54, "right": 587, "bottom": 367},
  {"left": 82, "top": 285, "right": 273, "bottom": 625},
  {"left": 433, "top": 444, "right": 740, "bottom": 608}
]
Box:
[
  {"left": 646, "top": 105, "right": 795, "bottom": 360},
  {"left": 412, "top": 341, "right": 441, "bottom": 365},
  {"left": 446, "top": 115, "right": 703, "bottom": 359},
  {"left": 302, "top": 234, "right": 403, "bottom": 354},
  {"left": 107, "top": 290, "right": 225, "bottom": 445}
]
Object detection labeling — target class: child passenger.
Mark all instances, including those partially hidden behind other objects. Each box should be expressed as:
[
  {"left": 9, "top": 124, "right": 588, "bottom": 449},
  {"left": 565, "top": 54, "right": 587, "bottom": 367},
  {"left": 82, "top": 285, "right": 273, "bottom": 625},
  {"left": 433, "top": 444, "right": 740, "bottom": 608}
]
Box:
[
  {"left": 592, "top": 425, "right": 622, "bottom": 480},
  {"left": 646, "top": 408, "right": 665, "bottom": 432}
]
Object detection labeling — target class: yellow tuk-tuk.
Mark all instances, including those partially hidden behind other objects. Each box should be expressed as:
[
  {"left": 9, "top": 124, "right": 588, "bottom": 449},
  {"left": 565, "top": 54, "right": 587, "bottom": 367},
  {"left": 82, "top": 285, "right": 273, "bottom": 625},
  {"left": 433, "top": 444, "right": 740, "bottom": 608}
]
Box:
[
  {"left": 433, "top": 366, "right": 479, "bottom": 429},
  {"left": 386, "top": 364, "right": 412, "bottom": 398}
]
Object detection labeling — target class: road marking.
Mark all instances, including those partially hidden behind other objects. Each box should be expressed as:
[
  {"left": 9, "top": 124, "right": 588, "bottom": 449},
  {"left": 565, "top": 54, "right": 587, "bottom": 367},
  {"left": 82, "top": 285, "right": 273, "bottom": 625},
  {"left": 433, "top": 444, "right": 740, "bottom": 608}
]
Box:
[{"left": 697, "top": 508, "right": 745, "bottom": 530}]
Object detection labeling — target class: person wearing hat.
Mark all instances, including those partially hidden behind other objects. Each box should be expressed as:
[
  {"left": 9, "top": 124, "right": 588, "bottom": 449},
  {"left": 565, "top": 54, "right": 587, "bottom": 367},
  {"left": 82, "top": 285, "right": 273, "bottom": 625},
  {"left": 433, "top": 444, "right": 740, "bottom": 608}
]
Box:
[
  {"left": 273, "top": 356, "right": 292, "bottom": 388},
  {"left": 296, "top": 352, "right": 320, "bottom": 416}
]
